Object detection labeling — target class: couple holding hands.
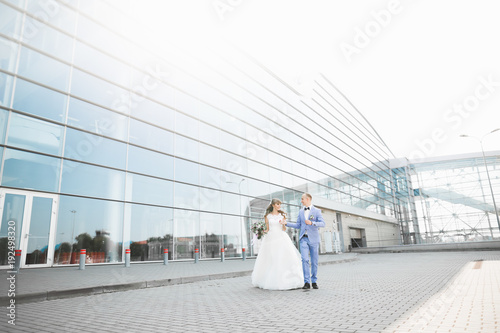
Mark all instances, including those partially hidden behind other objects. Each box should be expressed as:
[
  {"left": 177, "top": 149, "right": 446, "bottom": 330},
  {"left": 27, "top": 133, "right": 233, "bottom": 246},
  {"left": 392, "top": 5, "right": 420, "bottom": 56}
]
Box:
[{"left": 252, "top": 193, "right": 325, "bottom": 290}]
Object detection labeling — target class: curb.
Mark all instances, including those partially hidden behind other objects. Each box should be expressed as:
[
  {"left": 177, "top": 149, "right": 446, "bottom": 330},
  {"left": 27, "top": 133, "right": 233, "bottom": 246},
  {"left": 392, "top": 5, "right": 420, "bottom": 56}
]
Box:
[{"left": 2, "top": 257, "right": 358, "bottom": 305}]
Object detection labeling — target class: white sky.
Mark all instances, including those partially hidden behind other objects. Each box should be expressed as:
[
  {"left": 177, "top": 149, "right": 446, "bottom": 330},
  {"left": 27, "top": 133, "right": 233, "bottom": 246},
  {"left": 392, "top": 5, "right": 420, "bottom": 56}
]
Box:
[{"left": 139, "top": 0, "right": 500, "bottom": 160}]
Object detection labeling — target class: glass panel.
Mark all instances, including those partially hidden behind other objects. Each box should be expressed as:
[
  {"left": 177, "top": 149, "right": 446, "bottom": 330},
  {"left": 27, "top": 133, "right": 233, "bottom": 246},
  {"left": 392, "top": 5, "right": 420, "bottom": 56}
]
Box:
[
  {"left": 173, "top": 209, "right": 199, "bottom": 260},
  {"left": 2, "top": 149, "right": 60, "bottom": 192},
  {"left": 0, "top": 108, "right": 8, "bottom": 145},
  {"left": 222, "top": 215, "right": 243, "bottom": 258},
  {"left": 199, "top": 164, "right": 220, "bottom": 189},
  {"left": 73, "top": 41, "right": 130, "bottom": 87},
  {"left": 18, "top": 46, "right": 70, "bottom": 91},
  {"left": 174, "top": 158, "right": 199, "bottom": 185},
  {"left": 7, "top": 113, "right": 64, "bottom": 155},
  {"left": 0, "top": 3, "right": 23, "bottom": 39},
  {"left": 64, "top": 128, "right": 127, "bottom": 169},
  {"left": 67, "top": 98, "right": 129, "bottom": 141},
  {"left": 200, "top": 212, "right": 221, "bottom": 259},
  {"left": 25, "top": 0, "right": 77, "bottom": 34},
  {"left": 127, "top": 146, "right": 173, "bottom": 180},
  {"left": 174, "top": 183, "right": 199, "bottom": 210},
  {"left": 13, "top": 79, "right": 67, "bottom": 122},
  {"left": 0, "top": 194, "right": 25, "bottom": 265},
  {"left": 4, "top": 0, "right": 25, "bottom": 8},
  {"left": 25, "top": 196, "right": 52, "bottom": 265},
  {"left": 54, "top": 196, "right": 123, "bottom": 265},
  {"left": 0, "top": 72, "right": 14, "bottom": 108},
  {"left": 129, "top": 119, "right": 174, "bottom": 155},
  {"left": 125, "top": 173, "right": 173, "bottom": 206},
  {"left": 22, "top": 17, "right": 73, "bottom": 60},
  {"left": 0, "top": 36, "right": 18, "bottom": 73},
  {"left": 131, "top": 97, "right": 174, "bottom": 131},
  {"left": 174, "top": 111, "right": 198, "bottom": 140},
  {"left": 174, "top": 135, "right": 198, "bottom": 162},
  {"left": 199, "top": 143, "right": 220, "bottom": 168},
  {"left": 61, "top": 161, "right": 125, "bottom": 200},
  {"left": 127, "top": 204, "right": 173, "bottom": 262},
  {"left": 199, "top": 187, "right": 221, "bottom": 213},
  {"left": 71, "top": 69, "right": 130, "bottom": 113}
]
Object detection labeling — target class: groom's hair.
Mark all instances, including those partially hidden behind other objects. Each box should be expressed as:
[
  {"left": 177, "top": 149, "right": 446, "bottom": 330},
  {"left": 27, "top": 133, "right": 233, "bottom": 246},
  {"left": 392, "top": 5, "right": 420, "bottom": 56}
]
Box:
[{"left": 304, "top": 193, "right": 312, "bottom": 200}]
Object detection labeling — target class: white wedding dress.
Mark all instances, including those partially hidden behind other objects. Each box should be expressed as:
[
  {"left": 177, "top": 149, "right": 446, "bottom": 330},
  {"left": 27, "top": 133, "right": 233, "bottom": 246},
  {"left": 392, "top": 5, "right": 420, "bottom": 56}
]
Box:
[{"left": 251, "top": 213, "right": 304, "bottom": 290}]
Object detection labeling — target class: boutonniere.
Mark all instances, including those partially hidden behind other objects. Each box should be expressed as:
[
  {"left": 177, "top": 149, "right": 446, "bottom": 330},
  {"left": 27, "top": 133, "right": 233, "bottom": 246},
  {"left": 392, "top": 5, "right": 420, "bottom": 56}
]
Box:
[{"left": 309, "top": 215, "right": 314, "bottom": 220}]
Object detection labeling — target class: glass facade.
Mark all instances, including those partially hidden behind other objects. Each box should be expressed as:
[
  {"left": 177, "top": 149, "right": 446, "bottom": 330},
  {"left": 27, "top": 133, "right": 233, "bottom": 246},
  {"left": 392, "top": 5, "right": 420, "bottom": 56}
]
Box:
[
  {"left": 409, "top": 153, "right": 500, "bottom": 243},
  {"left": 5, "top": 0, "right": 494, "bottom": 268}
]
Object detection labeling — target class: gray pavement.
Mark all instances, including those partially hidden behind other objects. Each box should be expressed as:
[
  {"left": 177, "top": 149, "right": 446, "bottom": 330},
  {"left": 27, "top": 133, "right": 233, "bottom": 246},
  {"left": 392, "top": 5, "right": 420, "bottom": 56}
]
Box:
[
  {"left": 0, "top": 253, "right": 358, "bottom": 303},
  {"left": 1, "top": 251, "right": 499, "bottom": 333}
]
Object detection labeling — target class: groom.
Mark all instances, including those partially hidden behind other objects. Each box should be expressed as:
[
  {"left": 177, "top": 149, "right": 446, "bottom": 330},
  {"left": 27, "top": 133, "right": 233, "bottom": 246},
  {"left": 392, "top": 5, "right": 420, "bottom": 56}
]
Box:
[{"left": 285, "top": 193, "right": 325, "bottom": 289}]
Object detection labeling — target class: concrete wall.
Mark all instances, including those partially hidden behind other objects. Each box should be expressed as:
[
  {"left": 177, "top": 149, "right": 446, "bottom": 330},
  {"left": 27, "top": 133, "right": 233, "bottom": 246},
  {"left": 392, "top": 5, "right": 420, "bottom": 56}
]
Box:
[
  {"left": 339, "top": 213, "right": 400, "bottom": 249},
  {"left": 316, "top": 206, "right": 400, "bottom": 253}
]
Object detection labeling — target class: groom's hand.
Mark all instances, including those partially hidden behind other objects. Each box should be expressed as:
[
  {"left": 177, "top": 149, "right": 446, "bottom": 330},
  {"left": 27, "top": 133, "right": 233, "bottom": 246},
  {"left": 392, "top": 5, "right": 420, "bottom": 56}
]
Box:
[{"left": 305, "top": 220, "right": 312, "bottom": 225}]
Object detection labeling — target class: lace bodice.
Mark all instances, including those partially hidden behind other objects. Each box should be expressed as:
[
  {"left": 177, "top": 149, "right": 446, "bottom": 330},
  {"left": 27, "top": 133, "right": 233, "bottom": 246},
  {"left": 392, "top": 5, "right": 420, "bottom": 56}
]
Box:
[{"left": 267, "top": 213, "right": 284, "bottom": 233}]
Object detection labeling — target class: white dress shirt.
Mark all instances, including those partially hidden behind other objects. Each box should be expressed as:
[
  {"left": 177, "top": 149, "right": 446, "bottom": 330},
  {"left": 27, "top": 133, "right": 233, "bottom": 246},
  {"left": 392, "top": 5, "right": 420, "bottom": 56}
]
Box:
[{"left": 304, "top": 205, "right": 313, "bottom": 223}]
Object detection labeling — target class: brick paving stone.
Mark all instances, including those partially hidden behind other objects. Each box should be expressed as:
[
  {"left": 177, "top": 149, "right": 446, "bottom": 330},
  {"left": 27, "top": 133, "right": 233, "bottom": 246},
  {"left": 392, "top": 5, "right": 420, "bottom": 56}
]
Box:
[{"left": 0, "top": 251, "right": 499, "bottom": 332}]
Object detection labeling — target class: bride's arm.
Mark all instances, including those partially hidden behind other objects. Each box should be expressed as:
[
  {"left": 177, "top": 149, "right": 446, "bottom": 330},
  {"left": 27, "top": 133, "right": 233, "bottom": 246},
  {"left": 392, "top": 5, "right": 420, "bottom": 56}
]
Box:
[
  {"left": 264, "top": 216, "right": 269, "bottom": 233},
  {"left": 282, "top": 216, "right": 286, "bottom": 231}
]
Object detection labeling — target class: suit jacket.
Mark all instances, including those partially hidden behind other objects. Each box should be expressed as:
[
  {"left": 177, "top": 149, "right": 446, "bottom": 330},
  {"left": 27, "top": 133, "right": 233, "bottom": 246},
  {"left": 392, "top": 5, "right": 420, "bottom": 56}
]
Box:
[{"left": 287, "top": 206, "right": 325, "bottom": 244}]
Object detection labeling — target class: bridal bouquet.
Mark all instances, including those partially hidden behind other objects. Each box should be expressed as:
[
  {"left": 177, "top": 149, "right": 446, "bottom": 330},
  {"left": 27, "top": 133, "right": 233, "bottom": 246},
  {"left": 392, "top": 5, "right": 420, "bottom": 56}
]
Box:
[{"left": 251, "top": 221, "right": 267, "bottom": 240}]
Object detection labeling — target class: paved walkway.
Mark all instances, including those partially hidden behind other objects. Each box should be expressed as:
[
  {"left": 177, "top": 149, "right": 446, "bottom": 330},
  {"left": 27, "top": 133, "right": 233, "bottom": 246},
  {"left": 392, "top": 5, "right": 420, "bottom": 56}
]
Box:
[
  {"left": 1, "top": 251, "right": 499, "bottom": 332},
  {"left": 0, "top": 253, "right": 358, "bottom": 304}
]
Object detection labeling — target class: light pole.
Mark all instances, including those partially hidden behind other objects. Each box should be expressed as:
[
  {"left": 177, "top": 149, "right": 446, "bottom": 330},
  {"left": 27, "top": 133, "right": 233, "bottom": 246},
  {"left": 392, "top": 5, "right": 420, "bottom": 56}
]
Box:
[{"left": 460, "top": 128, "right": 500, "bottom": 234}]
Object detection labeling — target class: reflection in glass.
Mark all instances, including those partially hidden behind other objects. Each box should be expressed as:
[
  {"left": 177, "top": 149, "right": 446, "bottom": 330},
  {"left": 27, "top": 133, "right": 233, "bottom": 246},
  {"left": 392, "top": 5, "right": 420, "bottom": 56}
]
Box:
[
  {"left": 55, "top": 195, "right": 123, "bottom": 265},
  {"left": 61, "top": 161, "right": 125, "bottom": 200},
  {"left": 222, "top": 215, "right": 243, "bottom": 258},
  {"left": 7, "top": 113, "right": 63, "bottom": 155},
  {"left": 25, "top": 197, "right": 52, "bottom": 265},
  {"left": 2, "top": 148, "right": 60, "bottom": 192},
  {"left": 200, "top": 212, "right": 221, "bottom": 259},
  {"left": 174, "top": 209, "right": 199, "bottom": 260},
  {"left": 0, "top": 194, "right": 25, "bottom": 265},
  {"left": 67, "top": 98, "right": 129, "bottom": 141},
  {"left": 64, "top": 128, "right": 127, "bottom": 169},
  {"left": 13, "top": 79, "right": 67, "bottom": 122},
  {"left": 126, "top": 204, "right": 173, "bottom": 262},
  {"left": 18, "top": 46, "right": 70, "bottom": 91}
]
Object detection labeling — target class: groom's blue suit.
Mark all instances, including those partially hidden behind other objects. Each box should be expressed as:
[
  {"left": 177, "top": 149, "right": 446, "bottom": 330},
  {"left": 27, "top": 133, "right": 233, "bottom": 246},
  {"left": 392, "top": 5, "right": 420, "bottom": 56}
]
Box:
[{"left": 287, "top": 206, "right": 325, "bottom": 284}]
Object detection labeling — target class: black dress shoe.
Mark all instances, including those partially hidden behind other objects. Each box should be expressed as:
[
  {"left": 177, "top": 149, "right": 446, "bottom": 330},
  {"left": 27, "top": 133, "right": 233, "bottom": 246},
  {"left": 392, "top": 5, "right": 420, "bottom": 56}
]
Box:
[
  {"left": 302, "top": 283, "right": 311, "bottom": 289},
  {"left": 312, "top": 283, "right": 318, "bottom": 289}
]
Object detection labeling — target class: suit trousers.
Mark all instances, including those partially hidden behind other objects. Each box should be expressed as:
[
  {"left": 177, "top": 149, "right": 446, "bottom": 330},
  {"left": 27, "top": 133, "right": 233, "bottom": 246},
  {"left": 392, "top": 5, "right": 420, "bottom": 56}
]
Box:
[{"left": 299, "top": 236, "right": 319, "bottom": 284}]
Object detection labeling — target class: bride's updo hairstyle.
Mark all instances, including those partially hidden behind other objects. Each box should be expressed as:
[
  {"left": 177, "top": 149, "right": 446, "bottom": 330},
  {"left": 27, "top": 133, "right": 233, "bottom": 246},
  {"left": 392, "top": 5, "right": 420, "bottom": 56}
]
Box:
[{"left": 264, "top": 198, "right": 287, "bottom": 219}]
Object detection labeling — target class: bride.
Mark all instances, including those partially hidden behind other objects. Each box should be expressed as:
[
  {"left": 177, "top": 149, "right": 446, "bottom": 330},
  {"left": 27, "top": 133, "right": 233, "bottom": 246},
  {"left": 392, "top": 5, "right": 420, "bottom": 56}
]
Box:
[{"left": 252, "top": 198, "right": 304, "bottom": 290}]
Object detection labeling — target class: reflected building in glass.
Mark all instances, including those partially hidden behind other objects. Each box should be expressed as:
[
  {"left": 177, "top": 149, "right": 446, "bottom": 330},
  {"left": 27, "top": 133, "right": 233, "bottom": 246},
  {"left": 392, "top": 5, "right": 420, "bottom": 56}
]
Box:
[{"left": 0, "top": 1, "right": 498, "bottom": 269}]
